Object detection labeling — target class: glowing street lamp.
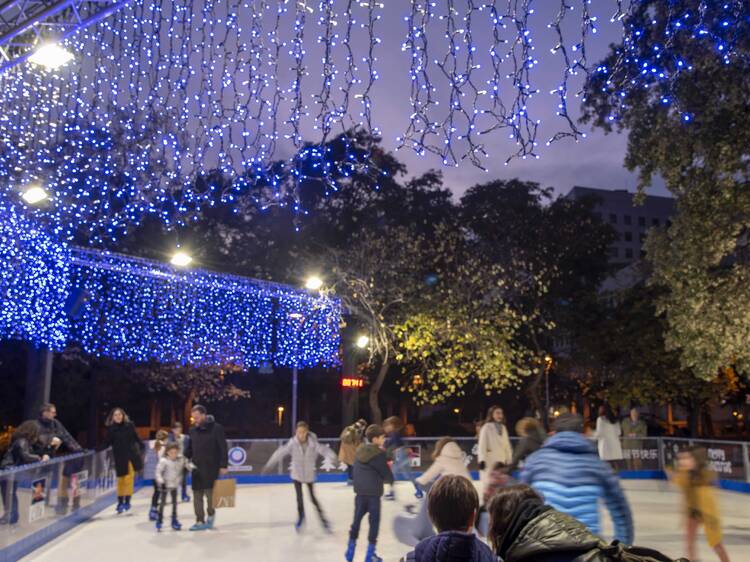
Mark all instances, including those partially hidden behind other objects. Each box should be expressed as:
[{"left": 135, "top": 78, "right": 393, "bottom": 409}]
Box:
[
  {"left": 170, "top": 250, "right": 193, "bottom": 267},
  {"left": 277, "top": 406, "right": 285, "bottom": 427},
  {"left": 355, "top": 334, "right": 370, "bottom": 349},
  {"left": 21, "top": 185, "right": 49, "bottom": 205},
  {"left": 304, "top": 275, "right": 323, "bottom": 291},
  {"left": 29, "top": 43, "right": 74, "bottom": 70}
]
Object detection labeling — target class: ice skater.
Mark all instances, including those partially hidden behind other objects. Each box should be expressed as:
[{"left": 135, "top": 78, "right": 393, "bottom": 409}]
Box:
[
  {"left": 477, "top": 406, "right": 513, "bottom": 496},
  {"left": 102, "top": 408, "right": 144, "bottom": 515},
  {"left": 185, "top": 405, "right": 228, "bottom": 531},
  {"left": 393, "top": 437, "right": 471, "bottom": 547},
  {"left": 169, "top": 421, "right": 191, "bottom": 502},
  {"left": 339, "top": 419, "right": 367, "bottom": 486},
  {"left": 148, "top": 429, "right": 169, "bottom": 521},
  {"left": 383, "top": 416, "right": 422, "bottom": 501},
  {"left": 154, "top": 443, "right": 186, "bottom": 532},
  {"left": 668, "top": 447, "right": 731, "bottom": 562},
  {"left": 263, "top": 421, "right": 338, "bottom": 532},
  {"left": 346, "top": 424, "right": 393, "bottom": 562}
]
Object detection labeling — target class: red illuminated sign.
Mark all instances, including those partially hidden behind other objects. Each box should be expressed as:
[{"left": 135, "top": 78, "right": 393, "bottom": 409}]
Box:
[{"left": 341, "top": 377, "right": 365, "bottom": 389}]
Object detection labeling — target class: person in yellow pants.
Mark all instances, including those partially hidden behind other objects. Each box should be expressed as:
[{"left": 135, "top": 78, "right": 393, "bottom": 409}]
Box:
[
  {"left": 103, "top": 408, "right": 144, "bottom": 513},
  {"left": 669, "top": 447, "right": 731, "bottom": 562}
]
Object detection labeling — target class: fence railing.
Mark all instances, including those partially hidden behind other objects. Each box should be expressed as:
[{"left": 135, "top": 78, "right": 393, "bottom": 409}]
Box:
[
  {"left": 140, "top": 435, "right": 750, "bottom": 483},
  {"left": 0, "top": 449, "right": 116, "bottom": 561}
]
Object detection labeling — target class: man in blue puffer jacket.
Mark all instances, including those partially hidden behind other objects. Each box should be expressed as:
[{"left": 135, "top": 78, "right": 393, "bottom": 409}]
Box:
[{"left": 520, "top": 413, "right": 634, "bottom": 545}]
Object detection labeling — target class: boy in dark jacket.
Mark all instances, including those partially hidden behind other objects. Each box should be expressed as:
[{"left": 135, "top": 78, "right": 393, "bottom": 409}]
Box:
[
  {"left": 346, "top": 424, "right": 393, "bottom": 562},
  {"left": 401, "top": 475, "right": 497, "bottom": 562}
]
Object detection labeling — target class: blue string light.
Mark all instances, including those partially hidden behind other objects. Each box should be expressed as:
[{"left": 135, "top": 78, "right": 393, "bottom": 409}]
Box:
[
  {"left": 590, "top": 0, "right": 749, "bottom": 124},
  {"left": 68, "top": 248, "right": 341, "bottom": 368},
  {"left": 0, "top": 196, "right": 71, "bottom": 350},
  {"left": 0, "top": 211, "right": 341, "bottom": 368},
  {"left": 2, "top": 0, "right": 747, "bottom": 243}
]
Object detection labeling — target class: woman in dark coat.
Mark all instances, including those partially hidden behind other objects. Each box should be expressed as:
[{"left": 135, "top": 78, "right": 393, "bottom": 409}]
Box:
[
  {"left": 102, "top": 407, "right": 143, "bottom": 514},
  {"left": 487, "top": 484, "right": 681, "bottom": 562},
  {"left": 1, "top": 421, "right": 48, "bottom": 525}
]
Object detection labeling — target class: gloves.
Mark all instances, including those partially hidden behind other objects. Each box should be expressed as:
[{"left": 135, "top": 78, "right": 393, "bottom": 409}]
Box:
[{"left": 479, "top": 461, "right": 486, "bottom": 471}]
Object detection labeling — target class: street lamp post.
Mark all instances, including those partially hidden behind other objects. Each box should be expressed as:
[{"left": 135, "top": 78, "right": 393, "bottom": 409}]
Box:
[
  {"left": 544, "top": 355, "right": 553, "bottom": 427},
  {"left": 292, "top": 364, "right": 299, "bottom": 430}
]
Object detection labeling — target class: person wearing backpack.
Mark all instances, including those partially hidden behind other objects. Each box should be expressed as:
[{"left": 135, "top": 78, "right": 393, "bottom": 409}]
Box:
[{"left": 487, "top": 484, "right": 687, "bottom": 562}]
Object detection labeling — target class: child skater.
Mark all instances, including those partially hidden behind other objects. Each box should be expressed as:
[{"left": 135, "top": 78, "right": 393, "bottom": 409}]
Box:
[
  {"left": 346, "top": 424, "right": 393, "bottom": 562},
  {"left": 263, "top": 421, "right": 338, "bottom": 532},
  {"left": 383, "top": 416, "right": 423, "bottom": 501},
  {"left": 169, "top": 421, "right": 190, "bottom": 502},
  {"left": 668, "top": 447, "right": 731, "bottom": 562},
  {"left": 148, "top": 429, "right": 169, "bottom": 521},
  {"left": 154, "top": 443, "right": 185, "bottom": 531}
]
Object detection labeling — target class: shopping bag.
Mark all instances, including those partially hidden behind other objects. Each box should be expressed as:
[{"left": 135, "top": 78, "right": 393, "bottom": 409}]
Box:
[{"left": 212, "top": 478, "right": 236, "bottom": 509}]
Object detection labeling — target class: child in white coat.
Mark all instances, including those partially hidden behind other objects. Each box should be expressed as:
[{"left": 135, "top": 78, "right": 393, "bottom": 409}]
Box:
[
  {"left": 155, "top": 443, "right": 186, "bottom": 531},
  {"left": 263, "top": 421, "right": 338, "bottom": 531}
]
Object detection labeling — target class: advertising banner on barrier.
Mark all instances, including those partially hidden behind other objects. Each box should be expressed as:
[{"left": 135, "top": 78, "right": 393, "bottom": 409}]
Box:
[
  {"left": 29, "top": 478, "right": 46, "bottom": 523},
  {"left": 662, "top": 439, "right": 746, "bottom": 481}
]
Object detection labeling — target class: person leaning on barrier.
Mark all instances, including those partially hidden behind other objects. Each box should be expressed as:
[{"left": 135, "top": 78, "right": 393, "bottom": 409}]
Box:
[
  {"left": 35, "top": 403, "right": 83, "bottom": 514},
  {"left": 487, "top": 484, "right": 685, "bottom": 562},
  {"left": 0, "top": 421, "right": 50, "bottom": 525},
  {"left": 35, "top": 403, "right": 82, "bottom": 457}
]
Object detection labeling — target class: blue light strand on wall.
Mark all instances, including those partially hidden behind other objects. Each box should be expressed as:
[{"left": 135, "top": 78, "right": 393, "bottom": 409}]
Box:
[
  {"left": 274, "top": 289, "right": 342, "bottom": 369},
  {"left": 0, "top": 204, "right": 341, "bottom": 367},
  {"left": 68, "top": 248, "right": 341, "bottom": 369},
  {"left": 0, "top": 197, "right": 71, "bottom": 351}
]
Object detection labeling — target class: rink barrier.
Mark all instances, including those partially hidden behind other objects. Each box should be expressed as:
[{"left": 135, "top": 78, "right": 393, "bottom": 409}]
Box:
[
  {"left": 2, "top": 435, "right": 750, "bottom": 560},
  {"left": 0, "top": 449, "right": 137, "bottom": 562}
]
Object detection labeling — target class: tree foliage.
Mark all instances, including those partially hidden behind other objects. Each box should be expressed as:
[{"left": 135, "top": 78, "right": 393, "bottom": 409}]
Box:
[{"left": 582, "top": 0, "right": 750, "bottom": 380}]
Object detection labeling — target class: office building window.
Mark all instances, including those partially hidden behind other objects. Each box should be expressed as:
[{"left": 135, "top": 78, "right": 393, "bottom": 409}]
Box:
[
  {"left": 640, "top": 249, "right": 646, "bottom": 258},
  {"left": 640, "top": 233, "right": 647, "bottom": 243},
  {"left": 624, "top": 232, "right": 633, "bottom": 242},
  {"left": 638, "top": 216, "right": 646, "bottom": 227},
  {"left": 608, "top": 247, "right": 619, "bottom": 258},
  {"left": 625, "top": 248, "right": 633, "bottom": 259},
  {"left": 652, "top": 218, "right": 660, "bottom": 226},
  {"left": 624, "top": 215, "right": 632, "bottom": 225},
  {"left": 666, "top": 219, "right": 672, "bottom": 228},
  {"left": 609, "top": 213, "right": 618, "bottom": 224}
]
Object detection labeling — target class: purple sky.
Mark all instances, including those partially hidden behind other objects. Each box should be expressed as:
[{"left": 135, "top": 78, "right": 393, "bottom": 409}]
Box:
[{"left": 353, "top": 2, "right": 669, "bottom": 200}]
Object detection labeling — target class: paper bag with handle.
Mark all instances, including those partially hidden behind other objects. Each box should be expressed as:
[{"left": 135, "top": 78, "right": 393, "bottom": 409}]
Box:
[{"left": 212, "top": 478, "right": 236, "bottom": 509}]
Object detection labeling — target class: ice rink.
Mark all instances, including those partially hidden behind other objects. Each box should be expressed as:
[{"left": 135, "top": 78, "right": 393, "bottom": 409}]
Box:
[{"left": 23, "top": 480, "right": 750, "bottom": 561}]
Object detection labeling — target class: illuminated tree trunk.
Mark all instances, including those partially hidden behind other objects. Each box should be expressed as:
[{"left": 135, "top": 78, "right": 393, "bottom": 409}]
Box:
[{"left": 368, "top": 351, "right": 389, "bottom": 425}]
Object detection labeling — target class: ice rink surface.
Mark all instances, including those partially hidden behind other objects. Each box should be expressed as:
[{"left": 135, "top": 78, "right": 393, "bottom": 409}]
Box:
[{"left": 23, "top": 480, "right": 750, "bottom": 561}]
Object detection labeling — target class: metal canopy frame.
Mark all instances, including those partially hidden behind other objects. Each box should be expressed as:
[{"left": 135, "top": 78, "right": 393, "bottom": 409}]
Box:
[{"left": 0, "top": 0, "right": 132, "bottom": 74}]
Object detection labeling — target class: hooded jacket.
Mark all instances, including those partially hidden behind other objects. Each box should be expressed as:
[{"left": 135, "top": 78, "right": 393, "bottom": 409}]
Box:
[
  {"left": 403, "top": 531, "right": 498, "bottom": 562},
  {"left": 498, "top": 508, "right": 680, "bottom": 562},
  {"left": 353, "top": 443, "right": 393, "bottom": 496},
  {"left": 35, "top": 417, "right": 82, "bottom": 456},
  {"left": 265, "top": 432, "right": 338, "bottom": 483},
  {"left": 185, "top": 415, "right": 228, "bottom": 489},
  {"left": 102, "top": 421, "right": 144, "bottom": 477},
  {"left": 520, "top": 432, "right": 633, "bottom": 544},
  {"left": 416, "top": 441, "right": 471, "bottom": 486}
]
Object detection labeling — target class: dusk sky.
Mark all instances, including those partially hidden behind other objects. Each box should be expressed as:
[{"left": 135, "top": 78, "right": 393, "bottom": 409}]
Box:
[{"left": 342, "top": 1, "right": 670, "bottom": 200}]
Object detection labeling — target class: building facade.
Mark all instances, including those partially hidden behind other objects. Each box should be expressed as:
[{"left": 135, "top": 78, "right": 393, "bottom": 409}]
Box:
[{"left": 565, "top": 186, "right": 675, "bottom": 267}]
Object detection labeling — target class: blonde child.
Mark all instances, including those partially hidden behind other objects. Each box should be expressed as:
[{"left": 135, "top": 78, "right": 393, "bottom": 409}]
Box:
[
  {"left": 155, "top": 443, "right": 185, "bottom": 531},
  {"left": 149, "top": 429, "right": 169, "bottom": 521},
  {"left": 669, "top": 447, "right": 730, "bottom": 562}
]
